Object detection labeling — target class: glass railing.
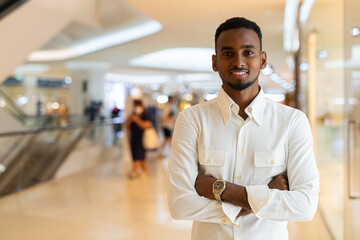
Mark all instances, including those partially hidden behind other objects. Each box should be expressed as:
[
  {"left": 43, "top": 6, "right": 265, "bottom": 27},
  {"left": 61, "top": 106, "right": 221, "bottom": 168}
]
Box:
[
  {"left": 0, "top": 88, "right": 26, "bottom": 119},
  {"left": 0, "top": 118, "right": 117, "bottom": 197}
]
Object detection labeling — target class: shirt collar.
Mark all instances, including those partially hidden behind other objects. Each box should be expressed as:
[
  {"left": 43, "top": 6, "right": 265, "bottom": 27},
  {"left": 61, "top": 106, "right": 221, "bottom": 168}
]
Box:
[{"left": 216, "top": 86, "right": 267, "bottom": 126}]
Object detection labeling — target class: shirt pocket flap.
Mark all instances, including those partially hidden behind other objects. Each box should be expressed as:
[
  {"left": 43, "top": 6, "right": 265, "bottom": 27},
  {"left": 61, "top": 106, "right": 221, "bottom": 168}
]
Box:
[
  {"left": 199, "top": 150, "right": 226, "bottom": 166},
  {"left": 254, "top": 151, "right": 285, "bottom": 167}
]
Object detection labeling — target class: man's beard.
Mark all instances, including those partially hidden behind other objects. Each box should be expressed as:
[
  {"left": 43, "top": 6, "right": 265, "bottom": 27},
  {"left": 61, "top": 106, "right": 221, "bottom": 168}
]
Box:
[{"left": 227, "top": 76, "right": 258, "bottom": 91}]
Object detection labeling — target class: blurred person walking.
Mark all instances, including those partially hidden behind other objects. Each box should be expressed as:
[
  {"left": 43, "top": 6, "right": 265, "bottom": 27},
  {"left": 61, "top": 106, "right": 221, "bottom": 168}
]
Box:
[
  {"left": 126, "top": 100, "right": 152, "bottom": 178},
  {"left": 159, "top": 96, "right": 176, "bottom": 157}
]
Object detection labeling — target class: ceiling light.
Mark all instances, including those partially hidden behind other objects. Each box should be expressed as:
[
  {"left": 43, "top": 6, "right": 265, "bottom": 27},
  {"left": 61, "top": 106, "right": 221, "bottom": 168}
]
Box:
[
  {"left": 261, "top": 64, "right": 273, "bottom": 75},
  {"left": 51, "top": 102, "right": 60, "bottom": 110},
  {"left": 317, "top": 50, "right": 328, "bottom": 60},
  {"left": 64, "top": 76, "right": 72, "bottom": 85},
  {"left": 150, "top": 83, "right": 161, "bottom": 91},
  {"left": 129, "top": 48, "right": 215, "bottom": 72},
  {"left": 0, "top": 99, "right": 6, "bottom": 108},
  {"left": 17, "top": 96, "right": 28, "bottom": 106},
  {"left": 286, "top": 56, "right": 295, "bottom": 70},
  {"left": 204, "top": 93, "right": 218, "bottom": 101},
  {"left": 299, "top": 0, "right": 314, "bottom": 24},
  {"left": 66, "top": 61, "right": 111, "bottom": 69},
  {"left": 268, "top": 71, "right": 295, "bottom": 92},
  {"left": 130, "top": 87, "right": 142, "bottom": 98},
  {"left": 351, "top": 27, "right": 360, "bottom": 36},
  {"left": 183, "top": 93, "right": 194, "bottom": 102},
  {"left": 105, "top": 73, "right": 170, "bottom": 84},
  {"left": 28, "top": 20, "right": 162, "bottom": 61},
  {"left": 175, "top": 73, "right": 218, "bottom": 82},
  {"left": 157, "top": 95, "right": 169, "bottom": 104},
  {"left": 333, "top": 98, "right": 345, "bottom": 105},
  {"left": 0, "top": 164, "right": 5, "bottom": 173},
  {"left": 283, "top": 0, "right": 300, "bottom": 52},
  {"left": 14, "top": 64, "right": 49, "bottom": 74},
  {"left": 299, "top": 63, "right": 309, "bottom": 72}
]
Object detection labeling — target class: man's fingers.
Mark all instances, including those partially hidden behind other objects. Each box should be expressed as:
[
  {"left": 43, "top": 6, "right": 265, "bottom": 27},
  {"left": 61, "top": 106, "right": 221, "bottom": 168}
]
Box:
[{"left": 268, "top": 174, "right": 289, "bottom": 190}]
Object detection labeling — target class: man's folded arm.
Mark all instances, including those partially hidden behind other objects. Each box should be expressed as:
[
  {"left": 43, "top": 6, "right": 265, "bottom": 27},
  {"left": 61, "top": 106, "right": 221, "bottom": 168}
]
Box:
[
  {"left": 194, "top": 113, "right": 319, "bottom": 222},
  {"left": 246, "top": 113, "right": 319, "bottom": 221}
]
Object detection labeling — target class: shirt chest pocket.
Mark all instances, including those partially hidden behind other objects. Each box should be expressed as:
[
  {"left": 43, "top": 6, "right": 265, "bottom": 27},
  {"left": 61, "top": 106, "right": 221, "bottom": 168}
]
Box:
[
  {"left": 253, "top": 151, "right": 286, "bottom": 181},
  {"left": 198, "top": 150, "right": 226, "bottom": 177}
]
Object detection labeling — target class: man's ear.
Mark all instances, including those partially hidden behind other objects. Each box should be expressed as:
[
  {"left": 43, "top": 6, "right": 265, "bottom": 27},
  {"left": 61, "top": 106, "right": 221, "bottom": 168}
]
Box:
[
  {"left": 260, "top": 51, "right": 267, "bottom": 69},
  {"left": 212, "top": 54, "right": 218, "bottom": 72}
]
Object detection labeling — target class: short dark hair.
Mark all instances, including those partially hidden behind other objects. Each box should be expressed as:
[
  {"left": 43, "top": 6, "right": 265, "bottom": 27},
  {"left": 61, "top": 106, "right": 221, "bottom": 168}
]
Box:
[
  {"left": 215, "top": 17, "right": 262, "bottom": 51},
  {"left": 134, "top": 99, "right": 143, "bottom": 106}
]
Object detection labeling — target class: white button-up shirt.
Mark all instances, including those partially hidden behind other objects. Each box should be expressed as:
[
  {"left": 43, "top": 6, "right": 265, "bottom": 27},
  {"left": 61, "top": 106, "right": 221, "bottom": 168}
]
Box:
[{"left": 167, "top": 87, "right": 319, "bottom": 240}]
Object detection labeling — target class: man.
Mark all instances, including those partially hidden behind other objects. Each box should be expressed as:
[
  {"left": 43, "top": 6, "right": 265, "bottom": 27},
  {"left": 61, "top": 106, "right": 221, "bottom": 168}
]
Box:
[{"left": 167, "top": 17, "right": 319, "bottom": 240}]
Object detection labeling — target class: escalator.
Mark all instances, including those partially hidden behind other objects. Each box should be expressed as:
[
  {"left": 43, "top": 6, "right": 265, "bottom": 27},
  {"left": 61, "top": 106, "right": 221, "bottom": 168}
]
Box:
[
  {"left": 0, "top": 124, "right": 90, "bottom": 197},
  {"left": 0, "top": 88, "right": 53, "bottom": 129},
  {"left": 0, "top": 86, "right": 110, "bottom": 197}
]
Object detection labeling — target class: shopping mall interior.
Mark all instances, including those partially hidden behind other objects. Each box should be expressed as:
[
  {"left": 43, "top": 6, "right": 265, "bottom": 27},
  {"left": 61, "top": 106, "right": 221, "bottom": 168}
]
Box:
[{"left": 0, "top": 0, "right": 359, "bottom": 239}]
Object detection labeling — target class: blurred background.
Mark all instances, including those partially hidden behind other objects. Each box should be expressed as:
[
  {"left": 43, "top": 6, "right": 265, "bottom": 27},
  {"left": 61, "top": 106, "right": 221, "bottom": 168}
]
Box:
[{"left": 0, "top": 0, "right": 359, "bottom": 239}]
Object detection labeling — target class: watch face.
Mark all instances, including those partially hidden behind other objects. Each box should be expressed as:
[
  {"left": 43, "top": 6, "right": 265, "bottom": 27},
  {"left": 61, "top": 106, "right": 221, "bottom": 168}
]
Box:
[{"left": 213, "top": 181, "right": 224, "bottom": 191}]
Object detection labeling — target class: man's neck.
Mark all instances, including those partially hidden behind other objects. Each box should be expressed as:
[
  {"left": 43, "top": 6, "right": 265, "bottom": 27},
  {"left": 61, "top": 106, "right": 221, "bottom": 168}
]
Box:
[{"left": 222, "top": 85, "right": 260, "bottom": 119}]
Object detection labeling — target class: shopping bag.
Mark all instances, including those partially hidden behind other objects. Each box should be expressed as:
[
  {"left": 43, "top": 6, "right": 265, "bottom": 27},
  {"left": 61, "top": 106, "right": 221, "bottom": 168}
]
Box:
[{"left": 142, "top": 127, "right": 159, "bottom": 150}]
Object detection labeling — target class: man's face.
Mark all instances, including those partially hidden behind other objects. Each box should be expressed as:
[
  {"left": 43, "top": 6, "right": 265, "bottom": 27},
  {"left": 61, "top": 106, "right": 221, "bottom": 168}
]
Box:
[{"left": 212, "top": 28, "right": 267, "bottom": 92}]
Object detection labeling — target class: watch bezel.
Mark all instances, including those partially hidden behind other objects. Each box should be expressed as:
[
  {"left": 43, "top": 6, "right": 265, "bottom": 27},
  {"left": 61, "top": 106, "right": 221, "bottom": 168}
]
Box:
[{"left": 213, "top": 180, "right": 225, "bottom": 191}]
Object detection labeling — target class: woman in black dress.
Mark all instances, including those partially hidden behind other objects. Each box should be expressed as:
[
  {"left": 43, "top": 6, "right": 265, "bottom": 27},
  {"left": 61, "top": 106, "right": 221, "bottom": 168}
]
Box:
[{"left": 126, "top": 100, "right": 152, "bottom": 178}]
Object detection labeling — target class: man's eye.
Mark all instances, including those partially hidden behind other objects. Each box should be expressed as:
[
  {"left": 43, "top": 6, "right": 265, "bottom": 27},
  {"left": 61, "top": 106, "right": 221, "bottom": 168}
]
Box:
[
  {"left": 245, "top": 51, "right": 254, "bottom": 55},
  {"left": 223, "top": 52, "right": 232, "bottom": 56}
]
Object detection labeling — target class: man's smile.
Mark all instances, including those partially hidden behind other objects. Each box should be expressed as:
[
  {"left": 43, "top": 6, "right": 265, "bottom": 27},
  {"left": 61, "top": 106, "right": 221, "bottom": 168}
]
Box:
[{"left": 230, "top": 69, "right": 248, "bottom": 78}]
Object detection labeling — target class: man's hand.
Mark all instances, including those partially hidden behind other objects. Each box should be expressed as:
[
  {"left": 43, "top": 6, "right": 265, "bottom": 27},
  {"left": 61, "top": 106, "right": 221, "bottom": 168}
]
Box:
[
  {"left": 194, "top": 174, "right": 216, "bottom": 199},
  {"left": 195, "top": 173, "right": 289, "bottom": 218},
  {"left": 268, "top": 175, "right": 289, "bottom": 190}
]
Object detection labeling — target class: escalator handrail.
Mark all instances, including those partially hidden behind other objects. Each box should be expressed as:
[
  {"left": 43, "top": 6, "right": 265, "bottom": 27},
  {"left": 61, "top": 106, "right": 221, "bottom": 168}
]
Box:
[{"left": 0, "top": 118, "right": 116, "bottom": 137}]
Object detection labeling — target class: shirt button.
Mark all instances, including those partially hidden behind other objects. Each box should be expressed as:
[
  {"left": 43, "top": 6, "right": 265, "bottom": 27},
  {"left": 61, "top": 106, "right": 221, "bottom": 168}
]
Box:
[
  {"left": 236, "top": 175, "right": 242, "bottom": 180},
  {"left": 205, "top": 159, "right": 210, "bottom": 163},
  {"left": 239, "top": 150, "right": 244, "bottom": 155},
  {"left": 222, "top": 218, "right": 227, "bottom": 223},
  {"left": 270, "top": 160, "right": 275, "bottom": 165}
]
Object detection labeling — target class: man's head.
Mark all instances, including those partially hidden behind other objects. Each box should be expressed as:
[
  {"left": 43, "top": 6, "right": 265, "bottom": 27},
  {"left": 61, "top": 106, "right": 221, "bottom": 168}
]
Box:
[
  {"left": 215, "top": 17, "right": 262, "bottom": 52},
  {"left": 212, "top": 17, "right": 267, "bottom": 92}
]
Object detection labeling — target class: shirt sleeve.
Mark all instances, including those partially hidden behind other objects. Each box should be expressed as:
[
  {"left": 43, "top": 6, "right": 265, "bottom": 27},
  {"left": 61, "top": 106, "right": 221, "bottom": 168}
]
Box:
[
  {"left": 246, "top": 112, "right": 319, "bottom": 221},
  {"left": 167, "top": 111, "right": 240, "bottom": 225}
]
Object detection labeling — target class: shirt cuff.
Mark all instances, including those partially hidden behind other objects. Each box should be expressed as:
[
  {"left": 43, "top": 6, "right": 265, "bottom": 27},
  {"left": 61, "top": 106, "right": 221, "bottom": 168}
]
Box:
[
  {"left": 222, "top": 201, "right": 241, "bottom": 225},
  {"left": 246, "top": 185, "right": 270, "bottom": 218}
]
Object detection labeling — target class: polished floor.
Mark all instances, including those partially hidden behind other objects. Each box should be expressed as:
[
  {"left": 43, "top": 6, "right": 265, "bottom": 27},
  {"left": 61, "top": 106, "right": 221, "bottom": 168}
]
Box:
[{"left": 0, "top": 139, "right": 333, "bottom": 240}]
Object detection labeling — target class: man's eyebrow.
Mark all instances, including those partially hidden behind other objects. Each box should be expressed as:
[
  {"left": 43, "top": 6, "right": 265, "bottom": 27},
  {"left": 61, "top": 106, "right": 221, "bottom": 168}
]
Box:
[
  {"left": 220, "top": 45, "right": 256, "bottom": 51},
  {"left": 241, "top": 44, "right": 255, "bottom": 49},
  {"left": 220, "top": 46, "right": 233, "bottom": 51}
]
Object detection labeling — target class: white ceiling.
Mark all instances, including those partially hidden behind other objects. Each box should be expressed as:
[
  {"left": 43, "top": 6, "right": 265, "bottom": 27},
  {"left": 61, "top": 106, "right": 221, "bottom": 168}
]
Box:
[{"left": 25, "top": 0, "right": 296, "bottom": 91}]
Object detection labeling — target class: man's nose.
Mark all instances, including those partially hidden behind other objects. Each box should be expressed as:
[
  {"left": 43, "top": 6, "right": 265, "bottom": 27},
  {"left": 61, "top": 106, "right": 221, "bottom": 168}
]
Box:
[{"left": 233, "top": 55, "right": 246, "bottom": 68}]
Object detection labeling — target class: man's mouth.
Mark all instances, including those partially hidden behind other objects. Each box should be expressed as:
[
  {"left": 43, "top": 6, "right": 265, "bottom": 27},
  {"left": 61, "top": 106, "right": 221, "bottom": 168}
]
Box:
[{"left": 231, "top": 70, "right": 248, "bottom": 78}]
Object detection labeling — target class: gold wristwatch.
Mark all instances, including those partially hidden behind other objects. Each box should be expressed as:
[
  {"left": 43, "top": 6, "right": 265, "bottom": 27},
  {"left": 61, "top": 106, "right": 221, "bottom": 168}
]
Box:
[{"left": 212, "top": 180, "right": 226, "bottom": 202}]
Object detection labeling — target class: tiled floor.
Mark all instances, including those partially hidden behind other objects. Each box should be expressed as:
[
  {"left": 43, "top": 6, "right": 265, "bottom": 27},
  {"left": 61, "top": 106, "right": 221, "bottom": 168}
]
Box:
[{"left": 0, "top": 144, "right": 333, "bottom": 240}]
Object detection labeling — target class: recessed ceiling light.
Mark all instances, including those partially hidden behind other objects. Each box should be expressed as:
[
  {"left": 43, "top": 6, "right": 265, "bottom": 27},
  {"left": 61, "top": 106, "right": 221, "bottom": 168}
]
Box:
[
  {"left": 129, "top": 48, "right": 215, "bottom": 72},
  {"left": 28, "top": 20, "right": 162, "bottom": 61},
  {"left": 351, "top": 27, "right": 360, "bottom": 37},
  {"left": 14, "top": 64, "right": 49, "bottom": 74},
  {"left": 105, "top": 73, "right": 170, "bottom": 84},
  {"left": 317, "top": 50, "right": 328, "bottom": 60}
]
